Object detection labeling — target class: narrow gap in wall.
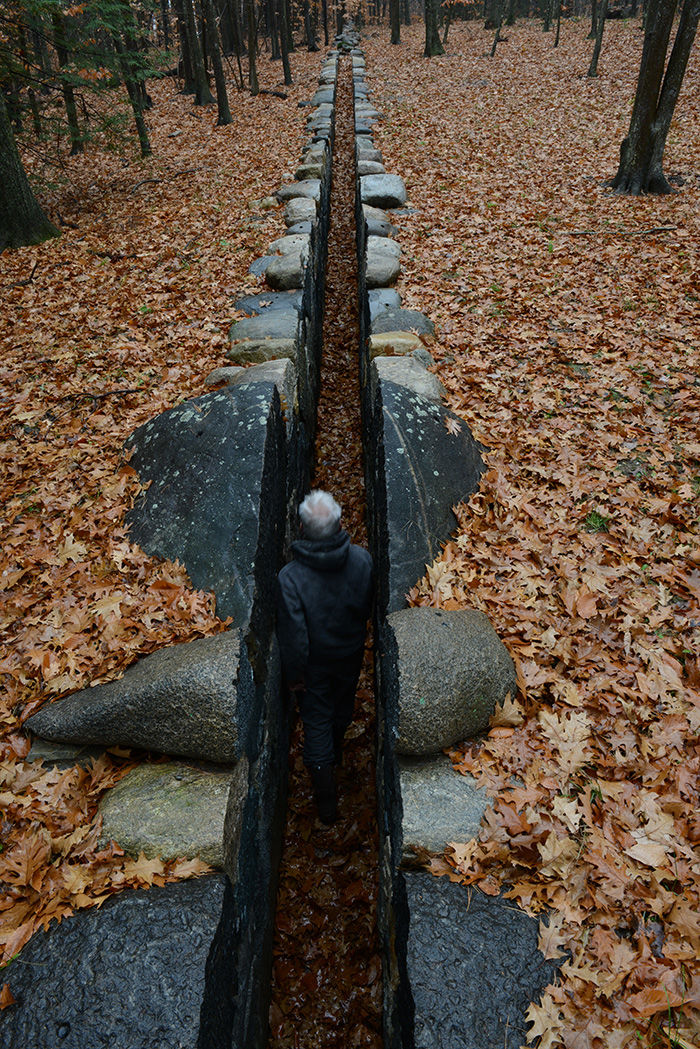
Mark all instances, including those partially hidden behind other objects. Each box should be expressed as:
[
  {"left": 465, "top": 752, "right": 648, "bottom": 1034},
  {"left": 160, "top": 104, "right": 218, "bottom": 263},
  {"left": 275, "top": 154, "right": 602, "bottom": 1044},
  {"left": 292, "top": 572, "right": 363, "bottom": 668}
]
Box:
[{"left": 267, "top": 55, "right": 383, "bottom": 1049}]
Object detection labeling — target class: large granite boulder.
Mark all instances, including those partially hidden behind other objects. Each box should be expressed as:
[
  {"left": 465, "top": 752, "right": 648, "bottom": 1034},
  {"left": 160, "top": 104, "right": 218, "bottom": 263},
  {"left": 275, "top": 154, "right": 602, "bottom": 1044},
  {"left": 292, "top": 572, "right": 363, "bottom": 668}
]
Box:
[
  {"left": 366, "top": 235, "right": 401, "bottom": 288},
  {"left": 276, "top": 180, "right": 321, "bottom": 202},
  {"left": 25, "top": 632, "right": 246, "bottom": 764},
  {"left": 368, "top": 380, "right": 484, "bottom": 613},
  {"left": 206, "top": 359, "right": 296, "bottom": 414},
  {"left": 265, "top": 252, "right": 307, "bottom": 290},
  {"left": 0, "top": 875, "right": 227, "bottom": 1049},
  {"left": 372, "top": 307, "right": 435, "bottom": 336},
  {"left": 404, "top": 872, "right": 561, "bottom": 1049},
  {"left": 99, "top": 760, "right": 248, "bottom": 867},
  {"left": 124, "top": 382, "right": 286, "bottom": 630},
  {"left": 369, "top": 288, "right": 402, "bottom": 316},
  {"left": 284, "top": 197, "right": 317, "bottom": 226},
  {"left": 358, "top": 160, "right": 386, "bottom": 176},
  {"left": 229, "top": 309, "right": 299, "bottom": 343},
  {"left": 399, "top": 754, "right": 486, "bottom": 861},
  {"left": 361, "top": 174, "right": 407, "bottom": 208},
  {"left": 389, "top": 608, "right": 517, "bottom": 755},
  {"left": 227, "top": 338, "right": 297, "bottom": 364}
]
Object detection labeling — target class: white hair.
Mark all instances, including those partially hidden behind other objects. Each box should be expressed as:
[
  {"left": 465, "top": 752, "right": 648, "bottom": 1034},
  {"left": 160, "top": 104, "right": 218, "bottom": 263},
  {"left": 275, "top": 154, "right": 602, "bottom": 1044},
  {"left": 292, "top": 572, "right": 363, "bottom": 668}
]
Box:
[{"left": 299, "top": 490, "right": 342, "bottom": 540}]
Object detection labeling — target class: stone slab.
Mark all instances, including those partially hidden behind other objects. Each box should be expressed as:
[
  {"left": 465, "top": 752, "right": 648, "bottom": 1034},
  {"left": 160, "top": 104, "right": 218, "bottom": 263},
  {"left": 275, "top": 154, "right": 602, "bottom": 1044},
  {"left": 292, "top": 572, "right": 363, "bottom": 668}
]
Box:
[
  {"left": 226, "top": 338, "right": 297, "bottom": 364},
  {"left": 229, "top": 309, "right": 299, "bottom": 343},
  {"left": 361, "top": 174, "right": 407, "bottom": 209},
  {"left": 399, "top": 754, "right": 486, "bottom": 860},
  {"left": 372, "top": 357, "right": 444, "bottom": 404},
  {"left": 125, "top": 382, "right": 286, "bottom": 627},
  {"left": 372, "top": 308, "right": 435, "bottom": 336},
  {"left": 0, "top": 875, "right": 228, "bottom": 1049},
  {"left": 371, "top": 381, "right": 484, "bottom": 613},
  {"left": 234, "top": 290, "right": 302, "bottom": 315},
  {"left": 405, "top": 872, "right": 560, "bottom": 1049},
  {"left": 26, "top": 740, "right": 105, "bottom": 770},
  {"left": 276, "top": 180, "right": 321, "bottom": 202},
  {"left": 369, "top": 288, "right": 402, "bottom": 316}
]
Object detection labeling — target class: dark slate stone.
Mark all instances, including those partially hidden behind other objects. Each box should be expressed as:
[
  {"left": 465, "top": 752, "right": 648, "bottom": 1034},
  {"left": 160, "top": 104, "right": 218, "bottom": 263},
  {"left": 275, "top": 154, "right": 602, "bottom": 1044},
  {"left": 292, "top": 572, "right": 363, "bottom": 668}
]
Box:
[
  {"left": 370, "top": 381, "right": 484, "bottom": 614},
  {"left": 372, "top": 308, "right": 435, "bottom": 336},
  {"left": 126, "top": 383, "right": 286, "bottom": 631},
  {"left": 367, "top": 216, "right": 398, "bottom": 238},
  {"left": 1, "top": 876, "right": 227, "bottom": 1049},
  {"left": 229, "top": 309, "right": 299, "bottom": 343},
  {"left": 233, "top": 290, "right": 303, "bottom": 315},
  {"left": 405, "top": 872, "right": 560, "bottom": 1049}
]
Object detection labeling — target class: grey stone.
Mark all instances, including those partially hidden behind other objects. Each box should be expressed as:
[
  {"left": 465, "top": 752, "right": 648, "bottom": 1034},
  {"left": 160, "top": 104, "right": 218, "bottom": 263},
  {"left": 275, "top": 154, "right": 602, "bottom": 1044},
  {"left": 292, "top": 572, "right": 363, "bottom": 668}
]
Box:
[
  {"left": 361, "top": 173, "right": 407, "bottom": 208},
  {"left": 204, "top": 365, "right": 245, "bottom": 387},
  {"left": 366, "top": 215, "right": 398, "bottom": 238},
  {"left": 26, "top": 633, "right": 243, "bottom": 764},
  {"left": 99, "top": 760, "right": 248, "bottom": 867},
  {"left": 265, "top": 252, "right": 307, "bottom": 291},
  {"left": 123, "top": 381, "right": 286, "bottom": 629},
  {"left": 235, "top": 358, "right": 297, "bottom": 419},
  {"left": 26, "top": 739, "right": 105, "bottom": 770},
  {"left": 358, "top": 160, "right": 386, "bottom": 176},
  {"left": 276, "top": 180, "right": 321, "bottom": 202},
  {"left": 369, "top": 382, "right": 484, "bottom": 614},
  {"left": 357, "top": 141, "right": 382, "bottom": 161},
  {"left": 372, "top": 307, "right": 435, "bottom": 336},
  {"left": 284, "top": 196, "right": 317, "bottom": 225},
  {"left": 369, "top": 331, "right": 424, "bottom": 358},
  {"left": 227, "top": 337, "right": 297, "bottom": 364},
  {"left": 0, "top": 876, "right": 227, "bottom": 1049},
  {"left": 369, "top": 287, "right": 402, "bottom": 316},
  {"left": 286, "top": 221, "right": 312, "bottom": 235},
  {"left": 405, "top": 872, "right": 561, "bottom": 1049},
  {"left": 268, "top": 232, "right": 310, "bottom": 257},
  {"left": 248, "top": 255, "right": 274, "bottom": 276},
  {"left": 372, "top": 356, "right": 444, "bottom": 403},
  {"left": 229, "top": 308, "right": 299, "bottom": 343},
  {"left": 391, "top": 608, "right": 517, "bottom": 755},
  {"left": 366, "top": 234, "right": 401, "bottom": 288},
  {"left": 295, "top": 161, "right": 324, "bottom": 181},
  {"left": 312, "top": 88, "right": 334, "bottom": 104},
  {"left": 356, "top": 119, "right": 376, "bottom": 134},
  {"left": 399, "top": 754, "right": 486, "bottom": 860},
  {"left": 234, "top": 289, "right": 302, "bottom": 314}
]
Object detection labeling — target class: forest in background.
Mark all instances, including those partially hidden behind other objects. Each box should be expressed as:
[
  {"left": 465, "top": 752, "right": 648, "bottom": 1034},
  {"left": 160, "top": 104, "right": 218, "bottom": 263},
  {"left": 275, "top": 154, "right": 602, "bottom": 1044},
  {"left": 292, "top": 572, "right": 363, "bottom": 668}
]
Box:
[{"left": 1, "top": 5, "right": 699, "bottom": 1048}]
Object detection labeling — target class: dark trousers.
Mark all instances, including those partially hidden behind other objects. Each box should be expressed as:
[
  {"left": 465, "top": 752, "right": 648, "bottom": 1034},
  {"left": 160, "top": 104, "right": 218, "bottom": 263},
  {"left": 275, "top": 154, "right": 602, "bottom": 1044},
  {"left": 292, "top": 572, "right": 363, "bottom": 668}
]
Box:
[{"left": 298, "top": 651, "right": 364, "bottom": 767}]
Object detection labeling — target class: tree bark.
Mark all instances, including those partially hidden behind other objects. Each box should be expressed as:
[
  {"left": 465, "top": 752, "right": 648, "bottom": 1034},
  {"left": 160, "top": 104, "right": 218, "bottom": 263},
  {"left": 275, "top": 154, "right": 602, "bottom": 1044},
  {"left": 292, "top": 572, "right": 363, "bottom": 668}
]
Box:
[
  {"left": 202, "top": 0, "right": 233, "bottom": 122},
  {"left": 587, "top": 0, "right": 608, "bottom": 75},
  {"left": 589, "top": 0, "right": 597, "bottom": 37},
  {"left": 246, "top": 0, "right": 259, "bottom": 95},
  {"left": 278, "top": 0, "right": 293, "bottom": 83},
  {"left": 612, "top": 0, "right": 700, "bottom": 193},
  {"left": 402, "top": 0, "right": 411, "bottom": 26},
  {"left": 51, "top": 11, "right": 83, "bottom": 154},
  {"left": 112, "top": 34, "right": 152, "bottom": 156},
  {"left": 390, "top": 0, "right": 401, "bottom": 42},
  {"left": 0, "top": 95, "right": 58, "bottom": 251},
  {"left": 173, "top": 0, "right": 197, "bottom": 91},
  {"left": 554, "top": 0, "right": 562, "bottom": 45},
  {"left": 184, "top": 0, "right": 215, "bottom": 103},
  {"left": 424, "top": 0, "right": 445, "bottom": 54}
]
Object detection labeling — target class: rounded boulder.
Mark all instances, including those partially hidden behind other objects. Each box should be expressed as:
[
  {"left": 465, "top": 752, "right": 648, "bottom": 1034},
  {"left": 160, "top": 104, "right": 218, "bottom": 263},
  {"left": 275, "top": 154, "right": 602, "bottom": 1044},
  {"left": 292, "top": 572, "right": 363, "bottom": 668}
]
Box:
[{"left": 390, "top": 607, "right": 517, "bottom": 755}]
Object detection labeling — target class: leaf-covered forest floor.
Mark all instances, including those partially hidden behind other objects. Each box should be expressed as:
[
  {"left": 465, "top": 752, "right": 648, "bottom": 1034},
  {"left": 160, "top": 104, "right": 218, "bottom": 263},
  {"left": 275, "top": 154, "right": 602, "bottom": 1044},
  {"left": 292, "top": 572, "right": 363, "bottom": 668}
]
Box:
[
  {"left": 0, "top": 17, "right": 698, "bottom": 1048},
  {"left": 362, "top": 19, "right": 699, "bottom": 1049}
]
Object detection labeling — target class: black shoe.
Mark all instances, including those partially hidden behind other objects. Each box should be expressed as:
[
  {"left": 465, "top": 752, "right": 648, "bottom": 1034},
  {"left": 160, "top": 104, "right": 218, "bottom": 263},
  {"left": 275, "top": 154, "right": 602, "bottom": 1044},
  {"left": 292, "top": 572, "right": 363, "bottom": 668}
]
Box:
[{"left": 310, "top": 764, "right": 337, "bottom": 824}]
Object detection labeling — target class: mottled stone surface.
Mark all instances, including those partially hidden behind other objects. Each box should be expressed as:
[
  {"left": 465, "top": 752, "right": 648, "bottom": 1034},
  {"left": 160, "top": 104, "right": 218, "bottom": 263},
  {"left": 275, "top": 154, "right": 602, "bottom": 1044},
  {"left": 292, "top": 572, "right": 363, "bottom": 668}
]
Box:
[
  {"left": 99, "top": 761, "right": 248, "bottom": 867},
  {"left": 366, "top": 235, "right": 401, "bottom": 288},
  {"left": 265, "top": 252, "right": 307, "bottom": 291},
  {"left": 369, "top": 331, "right": 424, "bottom": 358},
  {"left": 361, "top": 173, "right": 407, "bottom": 208},
  {"left": 234, "top": 290, "right": 302, "bottom": 315},
  {"left": 390, "top": 608, "right": 517, "bottom": 755},
  {"left": 370, "top": 381, "right": 484, "bottom": 614},
  {"left": 284, "top": 196, "right": 317, "bottom": 226},
  {"left": 399, "top": 754, "right": 486, "bottom": 859},
  {"left": 227, "top": 338, "right": 297, "bottom": 364},
  {"left": 276, "top": 180, "right": 321, "bottom": 202},
  {"left": 26, "top": 740, "right": 104, "bottom": 770},
  {"left": 372, "top": 308, "right": 435, "bottom": 336},
  {"left": 229, "top": 309, "right": 299, "bottom": 343},
  {"left": 405, "top": 872, "right": 560, "bottom": 1049},
  {"left": 0, "top": 876, "right": 227, "bottom": 1049},
  {"left": 124, "top": 382, "right": 286, "bottom": 628},
  {"left": 372, "top": 357, "right": 444, "bottom": 403},
  {"left": 26, "top": 633, "right": 242, "bottom": 764}
]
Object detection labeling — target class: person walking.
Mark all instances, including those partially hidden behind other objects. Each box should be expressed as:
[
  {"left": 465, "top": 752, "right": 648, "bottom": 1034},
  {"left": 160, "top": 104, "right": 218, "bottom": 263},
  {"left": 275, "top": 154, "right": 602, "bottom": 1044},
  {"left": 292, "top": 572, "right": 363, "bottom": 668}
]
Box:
[{"left": 276, "top": 490, "right": 373, "bottom": 824}]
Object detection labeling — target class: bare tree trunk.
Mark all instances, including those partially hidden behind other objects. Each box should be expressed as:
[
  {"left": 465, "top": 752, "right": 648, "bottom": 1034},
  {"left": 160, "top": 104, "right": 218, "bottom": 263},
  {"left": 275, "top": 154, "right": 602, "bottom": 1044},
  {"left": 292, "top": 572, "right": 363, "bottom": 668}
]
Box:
[
  {"left": 612, "top": 0, "right": 700, "bottom": 193},
  {"left": 184, "top": 0, "right": 214, "bottom": 102},
  {"left": 506, "top": 0, "right": 517, "bottom": 26},
  {"left": 112, "top": 35, "right": 152, "bottom": 156},
  {"left": 278, "top": 0, "right": 293, "bottom": 83},
  {"left": 173, "top": 0, "right": 197, "bottom": 91},
  {"left": 424, "top": 0, "right": 445, "bottom": 53},
  {"left": 202, "top": 0, "right": 232, "bottom": 121},
  {"left": 554, "top": 0, "right": 562, "bottom": 44},
  {"left": 587, "top": 0, "right": 608, "bottom": 75},
  {"left": 161, "top": 0, "right": 171, "bottom": 48},
  {"left": 589, "top": 0, "right": 597, "bottom": 37},
  {"left": 51, "top": 11, "right": 83, "bottom": 154},
  {"left": 247, "top": 0, "right": 259, "bottom": 94},
  {"left": 490, "top": 0, "right": 504, "bottom": 53},
  {"left": 390, "top": 0, "right": 401, "bottom": 41},
  {"left": 0, "top": 95, "right": 58, "bottom": 251}
]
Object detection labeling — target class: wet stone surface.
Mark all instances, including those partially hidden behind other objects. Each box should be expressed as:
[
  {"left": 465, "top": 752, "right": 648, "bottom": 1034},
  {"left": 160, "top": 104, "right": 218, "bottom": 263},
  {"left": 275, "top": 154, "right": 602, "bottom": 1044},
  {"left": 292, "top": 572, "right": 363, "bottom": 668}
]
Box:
[
  {"left": 405, "top": 871, "right": 560, "bottom": 1049},
  {"left": 1, "top": 876, "right": 227, "bottom": 1049}
]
